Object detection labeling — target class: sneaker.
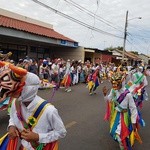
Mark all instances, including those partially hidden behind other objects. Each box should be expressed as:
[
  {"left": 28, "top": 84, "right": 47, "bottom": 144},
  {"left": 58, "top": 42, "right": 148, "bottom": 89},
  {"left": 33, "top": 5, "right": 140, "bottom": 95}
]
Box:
[
  {"left": 60, "top": 86, "right": 65, "bottom": 89},
  {"left": 89, "top": 92, "right": 93, "bottom": 95},
  {"left": 67, "top": 89, "right": 71, "bottom": 92},
  {"left": 65, "top": 88, "right": 68, "bottom": 92}
]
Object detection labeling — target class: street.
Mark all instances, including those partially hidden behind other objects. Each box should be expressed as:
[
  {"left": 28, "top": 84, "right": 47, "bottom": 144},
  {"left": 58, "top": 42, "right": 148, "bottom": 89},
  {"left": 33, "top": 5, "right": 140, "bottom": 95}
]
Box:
[{"left": 0, "top": 78, "right": 150, "bottom": 150}]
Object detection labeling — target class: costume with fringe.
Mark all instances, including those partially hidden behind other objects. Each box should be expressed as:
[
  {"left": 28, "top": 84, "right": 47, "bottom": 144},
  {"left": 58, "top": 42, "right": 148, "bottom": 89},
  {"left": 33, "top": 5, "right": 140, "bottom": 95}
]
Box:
[
  {"left": 104, "top": 87, "right": 142, "bottom": 150},
  {"left": 0, "top": 61, "right": 66, "bottom": 150},
  {"left": 87, "top": 69, "right": 100, "bottom": 94}
]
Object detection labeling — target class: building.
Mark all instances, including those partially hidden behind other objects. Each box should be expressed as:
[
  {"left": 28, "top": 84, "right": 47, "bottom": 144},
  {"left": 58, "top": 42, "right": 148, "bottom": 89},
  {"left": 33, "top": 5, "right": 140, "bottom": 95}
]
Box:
[
  {"left": 84, "top": 48, "right": 113, "bottom": 64},
  {"left": 138, "top": 53, "right": 150, "bottom": 65},
  {"left": 111, "top": 49, "right": 141, "bottom": 66},
  {"left": 0, "top": 8, "right": 85, "bottom": 62}
]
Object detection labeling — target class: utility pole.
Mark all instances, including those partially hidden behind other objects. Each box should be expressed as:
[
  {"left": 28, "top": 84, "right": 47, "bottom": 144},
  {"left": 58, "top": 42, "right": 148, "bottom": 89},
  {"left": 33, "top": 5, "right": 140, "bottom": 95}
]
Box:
[{"left": 122, "top": 10, "right": 128, "bottom": 62}]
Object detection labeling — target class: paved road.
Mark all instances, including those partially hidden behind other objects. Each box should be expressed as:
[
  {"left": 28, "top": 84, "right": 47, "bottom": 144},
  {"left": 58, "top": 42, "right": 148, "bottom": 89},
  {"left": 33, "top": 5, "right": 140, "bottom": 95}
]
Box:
[{"left": 0, "top": 78, "right": 150, "bottom": 150}]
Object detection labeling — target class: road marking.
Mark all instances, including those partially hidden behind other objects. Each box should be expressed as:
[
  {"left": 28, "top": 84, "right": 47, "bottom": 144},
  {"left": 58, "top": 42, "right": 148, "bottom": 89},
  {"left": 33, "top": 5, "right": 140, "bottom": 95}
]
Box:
[{"left": 65, "top": 121, "right": 77, "bottom": 129}]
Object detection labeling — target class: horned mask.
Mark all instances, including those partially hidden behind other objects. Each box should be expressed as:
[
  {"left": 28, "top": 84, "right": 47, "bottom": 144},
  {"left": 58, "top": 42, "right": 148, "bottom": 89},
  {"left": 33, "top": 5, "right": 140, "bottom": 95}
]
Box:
[
  {"left": 110, "top": 72, "right": 125, "bottom": 90},
  {"left": 0, "top": 61, "right": 27, "bottom": 103}
]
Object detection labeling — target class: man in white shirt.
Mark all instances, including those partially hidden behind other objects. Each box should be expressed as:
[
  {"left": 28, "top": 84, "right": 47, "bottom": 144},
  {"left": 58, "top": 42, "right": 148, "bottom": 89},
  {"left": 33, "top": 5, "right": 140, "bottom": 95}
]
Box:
[
  {"left": 103, "top": 72, "right": 138, "bottom": 150},
  {"left": 0, "top": 61, "right": 66, "bottom": 149},
  {"left": 51, "top": 59, "right": 60, "bottom": 85}
]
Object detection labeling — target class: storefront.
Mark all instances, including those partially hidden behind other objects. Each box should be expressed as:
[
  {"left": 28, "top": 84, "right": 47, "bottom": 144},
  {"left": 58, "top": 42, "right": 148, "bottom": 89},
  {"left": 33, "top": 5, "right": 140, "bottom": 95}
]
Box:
[{"left": 0, "top": 8, "right": 81, "bottom": 62}]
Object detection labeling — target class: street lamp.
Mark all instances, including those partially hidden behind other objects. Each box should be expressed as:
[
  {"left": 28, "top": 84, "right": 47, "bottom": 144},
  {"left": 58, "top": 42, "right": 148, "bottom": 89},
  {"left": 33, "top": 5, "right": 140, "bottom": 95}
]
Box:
[
  {"left": 122, "top": 11, "right": 142, "bottom": 61},
  {"left": 128, "top": 17, "right": 142, "bottom": 21}
]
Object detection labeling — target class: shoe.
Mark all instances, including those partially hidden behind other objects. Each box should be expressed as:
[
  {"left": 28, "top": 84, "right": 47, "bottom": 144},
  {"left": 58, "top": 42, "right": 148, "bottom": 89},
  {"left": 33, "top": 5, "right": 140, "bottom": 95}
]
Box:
[
  {"left": 60, "top": 86, "right": 65, "bottom": 89},
  {"left": 67, "top": 89, "right": 71, "bottom": 92},
  {"left": 65, "top": 88, "right": 68, "bottom": 92},
  {"left": 89, "top": 92, "right": 92, "bottom": 95}
]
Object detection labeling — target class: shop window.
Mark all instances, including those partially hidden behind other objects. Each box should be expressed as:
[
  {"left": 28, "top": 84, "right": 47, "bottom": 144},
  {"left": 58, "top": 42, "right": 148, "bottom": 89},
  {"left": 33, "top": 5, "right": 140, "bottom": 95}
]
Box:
[
  {"left": 18, "top": 45, "right": 27, "bottom": 51},
  {"left": 30, "top": 46, "right": 37, "bottom": 53},
  {"left": 61, "top": 40, "right": 67, "bottom": 45},
  {"left": 0, "top": 43, "right": 7, "bottom": 49},
  {"left": 37, "top": 48, "right": 44, "bottom": 53},
  {"left": 44, "top": 48, "right": 49, "bottom": 53},
  {"left": 74, "top": 42, "right": 78, "bottom": 47},
  {"left": 8, "top": 44, "right": 17, "bottom": 50}
]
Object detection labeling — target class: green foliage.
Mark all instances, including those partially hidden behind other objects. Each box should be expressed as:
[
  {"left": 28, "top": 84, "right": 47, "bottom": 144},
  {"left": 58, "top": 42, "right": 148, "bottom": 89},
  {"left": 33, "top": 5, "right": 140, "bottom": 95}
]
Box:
[
  {"left": 130, "top": 51, "right": 139, "bottom": 55},
  {"left": 104, "top": 46, "right": 123, "bottom": 51}
]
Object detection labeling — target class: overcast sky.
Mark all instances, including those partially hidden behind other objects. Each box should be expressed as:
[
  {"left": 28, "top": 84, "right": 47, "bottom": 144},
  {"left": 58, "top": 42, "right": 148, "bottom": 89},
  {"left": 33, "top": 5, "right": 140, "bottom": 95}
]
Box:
[{"left": 0, "top": 0, "right": 150, "bottom": 54}]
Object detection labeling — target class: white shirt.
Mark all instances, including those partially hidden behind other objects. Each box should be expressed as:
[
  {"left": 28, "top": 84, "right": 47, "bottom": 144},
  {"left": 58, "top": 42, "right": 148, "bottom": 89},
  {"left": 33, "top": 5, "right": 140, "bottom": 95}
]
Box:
[
  {"left": 104, "top": 87, "right": 138, "bottom": 135},
  {"left": 9, "top": 95, "right": 67, "bottom": 149},
  {"left": 104, "top": 87, "right": 137, "bottom": 124},
  {"left": 65, "top": 62, "right": 71, "bottom": 75},
  {"left": 51, "top": 63, "right": 59, "bottom": 74}
]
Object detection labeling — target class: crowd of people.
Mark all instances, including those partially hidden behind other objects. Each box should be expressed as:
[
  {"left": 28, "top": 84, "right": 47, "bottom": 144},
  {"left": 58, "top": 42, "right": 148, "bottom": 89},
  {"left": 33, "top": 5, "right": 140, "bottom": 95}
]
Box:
[
  {"left": 8, "top": 56, "right": 149, "bottom": 91},
  {"left": 0, "top": 52, "right": 150, "bottom": 149}
]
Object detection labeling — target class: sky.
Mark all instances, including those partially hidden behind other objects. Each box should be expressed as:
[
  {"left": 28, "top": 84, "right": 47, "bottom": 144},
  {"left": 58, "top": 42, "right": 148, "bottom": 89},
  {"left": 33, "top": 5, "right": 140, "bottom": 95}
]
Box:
[{"left": 0, "top": 0, "right": 150, "bottom": 55}]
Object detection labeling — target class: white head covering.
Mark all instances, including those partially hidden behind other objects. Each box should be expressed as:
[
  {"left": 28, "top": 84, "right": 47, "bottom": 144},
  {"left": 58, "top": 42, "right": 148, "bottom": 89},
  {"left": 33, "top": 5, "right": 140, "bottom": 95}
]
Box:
[{"left": 18, "top": 72, "right": 40, "bottom": 102}]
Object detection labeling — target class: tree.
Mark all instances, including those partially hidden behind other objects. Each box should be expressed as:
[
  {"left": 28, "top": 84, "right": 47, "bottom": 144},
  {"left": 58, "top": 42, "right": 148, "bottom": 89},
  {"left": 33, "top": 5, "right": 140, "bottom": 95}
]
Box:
[
  {"left": 130, "top": 51, "right": 139, "bottom": 55},
  {"left": 104, "top": 46, "right": 123, "bottom": 51}
]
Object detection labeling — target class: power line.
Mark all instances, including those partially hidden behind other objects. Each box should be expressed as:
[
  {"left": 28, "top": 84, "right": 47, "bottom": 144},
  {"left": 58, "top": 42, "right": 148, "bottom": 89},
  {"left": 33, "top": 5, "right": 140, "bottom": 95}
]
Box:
[
  {"left": 55, "top": 0, "right": 61, "bottom": 8},
  {"left": 127, "top": 39, "right": 142, "bottom": 53},
  {"left": 127, "top": 37, "right": 147, "bottom": 54},
  {"left": 31, "top": 0, "right": 123, "bottom": 39},
  {"left": 128, "top": 32, "right": 150, "bottom": 47},
  {"left": 63, "top": 0, "right": 124, "bottom": 33},
  {"left": 130, "top": 34, "right": 150, "bottom": 39},
  {"left": 128, "top": 24, "right": 150, "bottom": 38}
]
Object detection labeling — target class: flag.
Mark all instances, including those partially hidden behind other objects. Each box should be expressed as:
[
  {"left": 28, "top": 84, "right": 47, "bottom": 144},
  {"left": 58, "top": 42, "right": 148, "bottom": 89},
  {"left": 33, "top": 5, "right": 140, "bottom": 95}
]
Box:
[
  {"left": 120, "top": 113, "right": 130, "bottom": 140},
  {"left": 0, "top": 133, "right": 18, "bottom": 150},
  {"left": 130, "top": 131, "right": 135, "bottom": 146},
  {"left": 134, "top": 130, "right": 142, "bottom": 144},
  {"left": 36, "top": 141, "right": 59, "bottom": 150},
  {"left": 104, "top": 101, "right": 111, "bottom": 121}
]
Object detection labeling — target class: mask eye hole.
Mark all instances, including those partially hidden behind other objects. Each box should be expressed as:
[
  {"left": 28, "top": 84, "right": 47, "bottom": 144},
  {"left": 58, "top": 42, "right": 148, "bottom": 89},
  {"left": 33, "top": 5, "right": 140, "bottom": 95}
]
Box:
[{"left": 2, "top": 75, "right": 10, "bottom": 81}]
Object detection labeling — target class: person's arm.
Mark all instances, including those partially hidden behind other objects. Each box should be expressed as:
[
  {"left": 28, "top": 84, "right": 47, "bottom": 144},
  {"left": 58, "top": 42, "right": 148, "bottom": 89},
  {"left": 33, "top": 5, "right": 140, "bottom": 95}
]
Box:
[
  {"left": 143, "top": 75, "right": 148, "bottom": 87},
  {"left": 8, "top": 100, "right": 16, "bottom": 128},
  {"left": 103, "top": 86, "right": 112, "bottom": 101},
  {"left": 8, "top": 100, "right": 20, "bottom": 139},
  {"left": 38, "top": 107, "right": 67, "bottom": 143}
]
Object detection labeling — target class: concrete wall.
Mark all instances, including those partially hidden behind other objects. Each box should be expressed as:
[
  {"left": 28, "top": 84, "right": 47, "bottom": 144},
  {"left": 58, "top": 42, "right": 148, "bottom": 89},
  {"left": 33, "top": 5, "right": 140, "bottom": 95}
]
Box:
[
  {"left": 84, "top": 51, "right": 94, "bottom": 63},
  {"left": 94, "top": 53, "right": 112, "bottom": 64},
  {"left": 51, "top": 46, "right": 84, "bottom": 61}
]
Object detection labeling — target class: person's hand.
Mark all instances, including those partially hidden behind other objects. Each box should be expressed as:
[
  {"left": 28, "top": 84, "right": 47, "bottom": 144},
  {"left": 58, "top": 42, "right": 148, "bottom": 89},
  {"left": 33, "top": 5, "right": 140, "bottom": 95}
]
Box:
[
  {"left": 8, "top": 126, "right": 19, "bottom": 139},
  {"left": 21, "top": 129, "right": 39, "bottom": 142},
  {"left": 103, "top": 86, "right": 109, "bottom": 96}
]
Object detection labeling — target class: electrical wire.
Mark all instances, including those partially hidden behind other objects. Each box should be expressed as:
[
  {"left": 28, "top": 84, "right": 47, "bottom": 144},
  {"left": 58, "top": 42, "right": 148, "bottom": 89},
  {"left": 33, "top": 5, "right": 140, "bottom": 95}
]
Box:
[
  {"left": 63, "top": 0, "right": 124, "bottom": 33},
  {"left": 127, "top": 37, "right": 146, "bottom": 54},
  {"left": 31, "top": 0, "right": 123, "bottom": 39}
]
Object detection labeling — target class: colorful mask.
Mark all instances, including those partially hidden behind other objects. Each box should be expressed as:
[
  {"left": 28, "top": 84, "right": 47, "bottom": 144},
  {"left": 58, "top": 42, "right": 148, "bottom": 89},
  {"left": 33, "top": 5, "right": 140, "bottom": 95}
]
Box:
[
  {"left": 110, "top": 72, "right": 124, "bottom": 90},
  {"left": 0, "top": 52, "right": 12, "bottom": 61},
  {"left": 0, "top": 61, "right": 27, "bottom": 104}
]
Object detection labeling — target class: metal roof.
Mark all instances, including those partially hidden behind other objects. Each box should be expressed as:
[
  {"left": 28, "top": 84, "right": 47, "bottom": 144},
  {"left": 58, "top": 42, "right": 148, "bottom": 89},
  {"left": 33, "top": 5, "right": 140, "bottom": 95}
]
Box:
[{"left": 0, "top": 15, "right": 76, "bottom": 43}]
